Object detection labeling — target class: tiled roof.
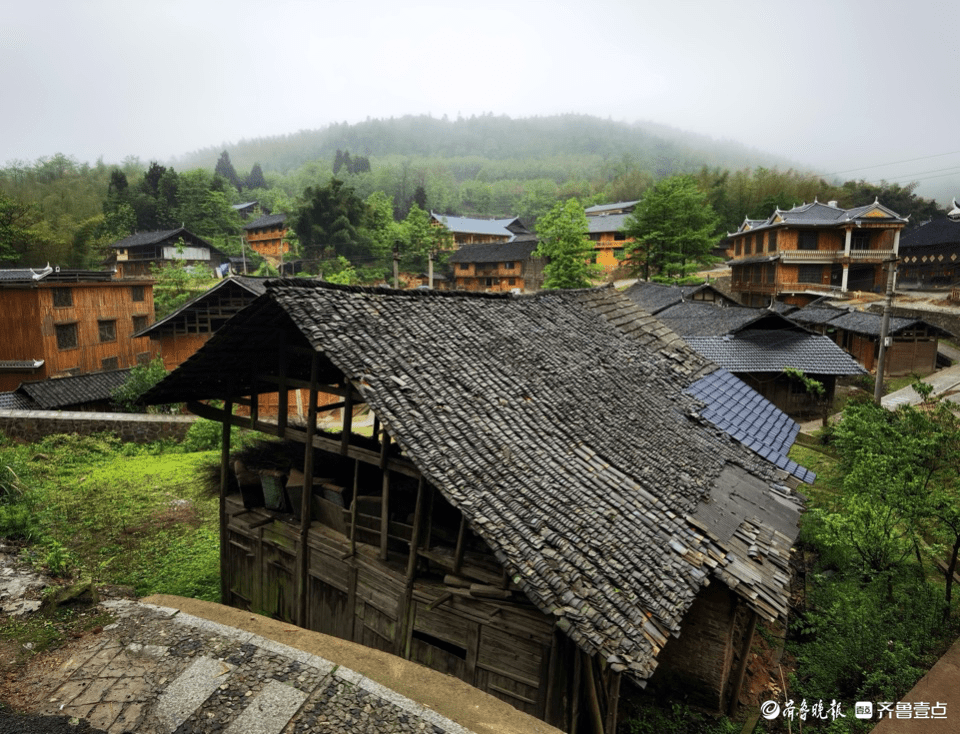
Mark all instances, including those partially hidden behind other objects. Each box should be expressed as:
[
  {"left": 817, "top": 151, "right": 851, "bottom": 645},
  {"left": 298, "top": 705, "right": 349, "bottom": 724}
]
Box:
[
  {"left": 900, "top": 217, "right": 960, "bottom": 248},
  {"left": 685, "top": 369, "right": 813, "bottom": 483},
  {"left": 430, "top": 213, "right": 519, "bottom": 239},
  {"left": 0, "top": 267, "right": 52, "bottom": 282},
  {"left": 585, "top": 201, "right": 639, "bottom": 215},
  {"left": 825, "top": 310, "right": 942, "bottom": 337},
  {"left": 0, "top": 391, "right": 37, "bottom": 410},
  {"left": 623, "top": 281, "right": 700, "bottom": 315},
  {"left": 586, "top": 212, "right": 630, "bottom": 235},
  {"left": 788, "top": 305, "right": 846, "bottom": 327},
  {"left": 17, "top": 369, "right": 133, "bottom": 409},
  {"left": 735, "top": 200, "right": 907, "bottom": 235},
  {"left": 654, "top": 302, "right": 796, "bottom": 337},
  {"left": 109, "top": 228, "right": 222, "bottom": 255},
  {"left": 447, "top": 241, "right": 540, "bottom": 264},
  {"left": 144, "top": 282, "right": 803, "bottom": 684},
  {"left": 686, "top": 330, "right": 867, "bottom": 375},
  {"left": 242, "top": 213, "right": 287, "bottom": 231}
]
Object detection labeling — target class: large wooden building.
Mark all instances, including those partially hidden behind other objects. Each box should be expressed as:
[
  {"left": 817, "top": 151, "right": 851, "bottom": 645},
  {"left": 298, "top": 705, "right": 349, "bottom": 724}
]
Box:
[
  {"left": 430, "top": 213, "right": 529, "bottom": 248},
  {"left": 144, "top": 281, "right": 807, "bottom": 732},
  {"left": 0, "top": 267, "right": 156, "bottom": 392},
  {"left": 447, "top": 239, "right": 545, "bottom": 293},
  {"left": 584, "top": 201, "right": 638, "bottom": 274},
  {"left": 726, "top": 200, "right": 908, "bottom": 306},
  {"left": 242, "top": 213, "right": 290, "bottom": 266}
]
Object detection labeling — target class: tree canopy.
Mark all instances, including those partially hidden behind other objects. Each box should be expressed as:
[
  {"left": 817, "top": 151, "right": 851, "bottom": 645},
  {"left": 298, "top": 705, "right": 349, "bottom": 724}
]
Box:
[
  {"left": 534, "top": 198, "right": 598, "bottom": 289},
  {"left": 623, "top": 175, "right": 720, "bottom": 281}
]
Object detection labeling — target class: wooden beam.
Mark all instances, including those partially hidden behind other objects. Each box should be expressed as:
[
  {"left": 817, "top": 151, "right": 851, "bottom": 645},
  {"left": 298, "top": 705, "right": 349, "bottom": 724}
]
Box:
[
  {"left": 340, "top": 383, "right": 353, "bottom": 456},
  {"left": 218, "top": 398, "right": 233, "bottom": 606},
  {"left": 604, "top": 670, "right": 621, "bottom": 734},
  {"left": 349, "top": 458, "right": 360, "bottom": 557},
  {"left": 452, "top": 515, "right": 467, "bottom": 575},
  {"left": 727, "top": 610, "right": 758, "bottom": 717},
  {"left": 380, "top": 469, "right": 391, "bottom": 561},
  {"left": 406, "top": 476, "right": 426, "bottom": 582},
  {"left": 296, "top": 352, "right": 320, "bottom": 627},
  {"left": 277, "top": 336, "right": 288, "bottom": 437},
  {"left": 379, "top": 430, "right": 391, "bottom": 471},
  {"left": 583, "top": 653, "right": 604, "bottom": 734}
]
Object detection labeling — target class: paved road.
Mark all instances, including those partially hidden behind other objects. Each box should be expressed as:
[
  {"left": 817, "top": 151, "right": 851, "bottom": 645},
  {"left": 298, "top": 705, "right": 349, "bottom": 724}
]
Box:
[{"left": 6, "top": 596, "right": 559, "bottom": 734}]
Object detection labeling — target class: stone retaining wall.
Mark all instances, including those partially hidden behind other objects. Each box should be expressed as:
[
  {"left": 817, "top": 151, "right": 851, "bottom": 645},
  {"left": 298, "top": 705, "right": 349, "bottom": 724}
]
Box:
[{"left": 0, "top": 409, "right": 195, "bottom": 444}]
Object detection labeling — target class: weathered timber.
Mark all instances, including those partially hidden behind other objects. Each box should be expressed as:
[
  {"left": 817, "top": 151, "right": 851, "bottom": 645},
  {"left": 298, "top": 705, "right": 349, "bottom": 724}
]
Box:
[
  {"left": 219, "top": 398, "right": 233, "bottom": 605},
  {"left": 297, "top": 353, "right": 320, "bottom": 627},
  {"left": 380, "top": 469, "right": 391, "bottom": 561}
]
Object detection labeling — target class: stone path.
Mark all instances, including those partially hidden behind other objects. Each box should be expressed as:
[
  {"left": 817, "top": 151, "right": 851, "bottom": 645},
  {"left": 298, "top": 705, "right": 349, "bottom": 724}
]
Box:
[{"left": 9, "top": 597, "right": 558, "bottom": 734}]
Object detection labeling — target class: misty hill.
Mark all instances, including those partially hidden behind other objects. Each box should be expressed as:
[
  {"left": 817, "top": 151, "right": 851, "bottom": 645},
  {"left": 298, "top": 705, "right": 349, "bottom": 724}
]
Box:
[{"left": 173, "top": 114, "right": 798, "bottom": 179}]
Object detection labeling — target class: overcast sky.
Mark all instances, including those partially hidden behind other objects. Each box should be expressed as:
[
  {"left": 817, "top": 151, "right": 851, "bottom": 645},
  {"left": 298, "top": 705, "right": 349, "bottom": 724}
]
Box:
[{"left": 2, "top": 0, "right": 957, "bottom": 198}]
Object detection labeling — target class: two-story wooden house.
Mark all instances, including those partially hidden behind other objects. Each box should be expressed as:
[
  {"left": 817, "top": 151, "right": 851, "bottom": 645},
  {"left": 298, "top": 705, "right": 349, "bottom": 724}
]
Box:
[
  {"left": 726, "top": 200, "right": 908, "bottom": 307},
  {"left": 447, "top": 239, "right": 544, "bottom": 293},
  {"left": 0, "top": 267, "right": 156, "bottom": 391},
  {"left": 584, "top": 201, "right": 638, "bottom": 273},
  {"left": 242, "top": 213, "right": 289, "bottom": 266}
]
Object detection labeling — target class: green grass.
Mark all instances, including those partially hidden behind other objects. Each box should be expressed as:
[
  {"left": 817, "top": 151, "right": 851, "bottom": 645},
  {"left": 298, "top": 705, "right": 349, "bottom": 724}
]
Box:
[{"left": 0, "top": 432, "right": 222, "bottom": 601}]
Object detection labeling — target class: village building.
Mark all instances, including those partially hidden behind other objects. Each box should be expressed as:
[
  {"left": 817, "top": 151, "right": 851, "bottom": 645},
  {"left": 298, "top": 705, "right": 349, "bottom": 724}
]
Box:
[
  {"left": 105, "top": 227, "right": 229, "bottom": 279},
  {"left": 898, "top": 199, "right": 960, "bottom": 288},
  {"left": 429, "top": 213, "right": 529, "bottom": 248},
  {"left": 447, "top": 239, "right": 544, "bottom": 293},
  {"left": 625, "top": 280, "right": 739, "bottom": 315},
  {"left": 726, "top": 200, "right": 908, "bottom": 307},
  {"left": 625, "top": 284, "right": 865, "bottom": 416},
  {"left": 242, "top": 213, "right": 290, "bottom": 266},
  {"left": 584, "top": 201, "right": 638, "bottom": 273},
  {"left": 143, "top": 281, "right": 808, "bottom": 731},
  {"left": 0, "top": 267, "right": 155, "bottom": 392},
  {"left": 788, "top": 304, "right": 949, "bottom": 376},
  {"left": 0, "top": 368, "right": 133, "bottom": 412}
]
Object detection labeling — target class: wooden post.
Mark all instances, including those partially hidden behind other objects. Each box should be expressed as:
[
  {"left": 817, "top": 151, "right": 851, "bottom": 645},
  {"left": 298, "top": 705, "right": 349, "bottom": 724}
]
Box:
[
  {"left": 604, "top": 670, "right": 621, "bottom": 734},
  {"left": 379, "top": 430, "right": 391, "bottom": 471},
  {"left": 453, "top": 514, "right": 467, "bottom": 575},
  {"left": 570, "top": 645, "right": 581, "bottom": 734},
  {"left": 406, "top": 476, "right": 426, "bottom": 582},
  {"left": 396, "top": 475, "right": 426, "bottom": 658},
  {"left": 249, "top": 368, "right": 258, "bottom": 429},
  {"left": 349, "top": 458, "right": 360, "bottom": 557},
  {"left": 582, "top": 653, "right": 604, "bottom": 734},
  {"left": 728, "top": 611, "right": 758, "bottom": 717},
  {"left": 296, "top": 353, "right": 320, "bottom": 627},
  {"left": 277, "top": 338, "right": 289, "bottom": 437},
  {"left": 379, "top": 469, "right": 391, "bottom": 561},
  {"left": 219, "top": 398, "right": 234, "bottom": 606},
  {"left": 340, "top": 382, "right": 353, "bottom": 456}
]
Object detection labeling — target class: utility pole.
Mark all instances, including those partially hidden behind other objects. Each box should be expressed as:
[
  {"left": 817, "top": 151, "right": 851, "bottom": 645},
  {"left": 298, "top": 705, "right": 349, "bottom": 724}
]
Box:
[
  {"left": 239, "top": 236, "right": 248, "bottom": 275},
  {"left": 393, "top": 241, "right": 401, "bottom": 289},
  {"left": 874, "top": 257, "right": 898, "bottom": 404},
  {"left": 428, "top": 249, "right": 434, "bottom": 289}
]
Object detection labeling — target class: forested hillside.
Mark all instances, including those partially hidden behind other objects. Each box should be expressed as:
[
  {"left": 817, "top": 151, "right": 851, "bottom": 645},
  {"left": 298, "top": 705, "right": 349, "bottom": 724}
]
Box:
[{"left": 0, "top": 114, "right": 947, "bottom": 276}]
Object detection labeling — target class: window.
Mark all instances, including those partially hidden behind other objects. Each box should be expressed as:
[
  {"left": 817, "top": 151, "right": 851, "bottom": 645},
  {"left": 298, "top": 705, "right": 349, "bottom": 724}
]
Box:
[
  {"left": 769, "top": 230, "right": 778, "bottom": 250},
  {"left": 137, "top": 352, "right": 152, "bottom": 365},
  {"left": 756, "top": 233, "right": 765, "bottom": 252},
  {"left": 851, "top": 231, "right": 871, "bottom": 250},
  {"left": 798, "top": 231, "right": 818, "bottom": 250},
  {"left": 132, "top": 315, "right": 149, "bottom": 333},
  {"left": 503, "top": 261, "right": 515, "bottom": 270},
  {"left": 98, "top": 320, "right": 117, "bottom": 343},
  {"left": 458, "top": 263, "right": 469, "bottom": 270},
  {"left": 131, "top": 285, "right": 145, "bottom": 302},
  {"left": 614, "top": 232, "right": 627, "bottom": 241},
  {"left": 101, "top": 357, "right": 119, "bottom": 371},
  {"left": 735, "top": 240, "right": 742, "bottom": 256},
  {"left": 55, "top": 323, "right": 78, "bottom": 350},
  {"left": 745, "top": 236, "right": 753, "bottom": 255},
  {"left": 508, "top": 278, "right": 516, "bottom": 286},
  {"left": 798, "top": 264, "right": 823, "bottom": 283},
  {"left": 52, "top": 288, "right": 73, "bottom": 307}
]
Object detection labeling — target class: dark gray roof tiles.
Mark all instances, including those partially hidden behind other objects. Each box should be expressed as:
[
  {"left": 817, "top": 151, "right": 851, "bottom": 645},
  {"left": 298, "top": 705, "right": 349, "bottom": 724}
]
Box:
[
  {"left": 623, "top": 281, "right": 697, "bottom": 315},
  {"left": 0, "top": 391, "right": 37, "bottom": 410},
  {"left": 144, "top": 282, "right": 804, "bottom": 684},
  {"left": 825, "top": 310, "right": 937, "bottom": 337},
  {"left": 734, "top": 200, "right": 906, "bottom": 235},
  {"left": 586, "top": 213, "right": 630, "bottom": 234},
  {"left": 655, "top": 302, "right": 798, "bottom": 338},
  {"left": 17, "top": 369, "right": 133, "bottom": 409},
  {"left": 686, "top": 330, "right": 867, "bottom": 375},
  {"left": 585, "top": 200, "right": 639, "bottom": 215},
  {"left": 788, "top": 306, "right": 846, "bottom": 326},
  {"left": 109, "top": 228, "right": 222, "bottom": 255},
  {"left": 431, "top": 213, "right": 519, "bottom": 239},
  {"left": 900, "top": 217, "right": 960, "bottom": 248},
  {"left": 447, "top": 241, "right": 540, "bottom": 264},
  {"left": 137, "top": 276, "right": 270, "bottom": 338},
  {"left": 242, "top": 213, "right": 287, "bottom": 230}
]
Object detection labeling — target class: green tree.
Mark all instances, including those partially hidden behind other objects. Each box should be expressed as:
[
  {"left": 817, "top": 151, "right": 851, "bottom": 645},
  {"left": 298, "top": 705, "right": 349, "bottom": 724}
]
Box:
[
  {"left": 534, "top": 198, "right": 598, "bottom": 289},
  {"left": 111, "top": 357, "right": 171, "bottom": 413},
  {"left": 0, "top": 191, "right": 44, "bottom": 265},
  {"left": 623, "top": 175, "right": 720, "bottom": 281},
  {"left": 215, "top": 151, "right": 240, "bottom": 191},
  {"left": 291, "top": 178, "right": 372, "bottom": 265}
]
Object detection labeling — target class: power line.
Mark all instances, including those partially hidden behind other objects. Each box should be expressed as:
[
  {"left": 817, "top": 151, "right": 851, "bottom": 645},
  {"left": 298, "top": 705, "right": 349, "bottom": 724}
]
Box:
[{"left": 814, "top": 150, "right": 960, "bottom": 179}]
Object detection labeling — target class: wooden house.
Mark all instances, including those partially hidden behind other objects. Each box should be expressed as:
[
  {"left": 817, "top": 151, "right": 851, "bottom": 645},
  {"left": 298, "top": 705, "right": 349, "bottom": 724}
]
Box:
[
  {"left": 105, "top": 227, "right": 228, "bottom": 279},
  {"left": 0, "top": 267, "right": 156, "bottom": 392},
  {"left": 726, "top": 200, "right": 908, "bottom": 307},
  {"left": 430, "top": 213, "right": 529, "bottom": 248},
  {"left": 242, "top": 213, "right": 290, "bottom": 266},
  {"left": 584, "top": 201, "right": 638, "bottom": 273},
  {"left": 898, "top": 199, "right": 960, "bottom": 288},
  {"left": 789, "top": 305, "right": 949, "bottom": 376},
  {"left": 447, "top": 239, "right": 544, "bottom": 293},
  {"left": 143, "top": 281, "right": 807, "bottom": 732}
]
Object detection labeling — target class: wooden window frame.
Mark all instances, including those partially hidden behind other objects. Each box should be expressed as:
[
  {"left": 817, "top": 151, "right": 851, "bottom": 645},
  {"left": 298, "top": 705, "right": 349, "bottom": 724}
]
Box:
[
  {"left": 52, "top": 287, "right": 73, "bottom": 308},
  {"left": 98, "top": 319, "right": 117, "bottom": 343},
  {"left": 55, "top": 322, "right": 78, "bottom": 350}
]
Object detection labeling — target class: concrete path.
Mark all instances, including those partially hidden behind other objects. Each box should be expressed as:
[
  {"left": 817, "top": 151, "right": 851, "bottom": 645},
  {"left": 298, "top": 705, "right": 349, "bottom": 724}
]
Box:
[
  {"left": 881, "top": 363, "right": 960, "bottom": 410},
  {"left": 7, "top": 595, "right": 560, "bottom": 734},
  {"left": 870, "top": 637, "right": 960, "bottom": 733}
]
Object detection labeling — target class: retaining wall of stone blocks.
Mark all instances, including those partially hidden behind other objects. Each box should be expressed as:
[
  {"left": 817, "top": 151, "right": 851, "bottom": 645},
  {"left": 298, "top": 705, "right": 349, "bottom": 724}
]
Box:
[{"left": 0, "top": 409, "right": 195, "bottom": 444}]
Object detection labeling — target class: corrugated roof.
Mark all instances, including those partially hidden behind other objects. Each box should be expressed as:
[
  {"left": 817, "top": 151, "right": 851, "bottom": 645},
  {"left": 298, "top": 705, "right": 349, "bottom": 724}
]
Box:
[{"left": 144, "top": 281, "right": 803, "bottom": 684}]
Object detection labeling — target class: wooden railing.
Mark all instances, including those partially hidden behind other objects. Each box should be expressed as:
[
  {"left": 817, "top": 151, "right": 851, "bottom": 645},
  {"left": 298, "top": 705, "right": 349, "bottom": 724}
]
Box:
[{"left": 778, "top": 249, "right": 895, "bottom": 263}]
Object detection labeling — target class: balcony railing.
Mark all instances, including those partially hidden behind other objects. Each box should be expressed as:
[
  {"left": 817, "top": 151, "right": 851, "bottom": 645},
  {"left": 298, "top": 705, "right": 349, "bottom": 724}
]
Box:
[{"left": 778, "top": 249, "right": 896, "bottom": 263}]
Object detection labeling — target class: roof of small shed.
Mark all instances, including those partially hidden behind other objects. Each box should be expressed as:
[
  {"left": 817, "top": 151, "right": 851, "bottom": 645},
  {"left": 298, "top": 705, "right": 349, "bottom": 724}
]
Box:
[{"left": 144, "top": 281, "right": 804, "bottom": 683}]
